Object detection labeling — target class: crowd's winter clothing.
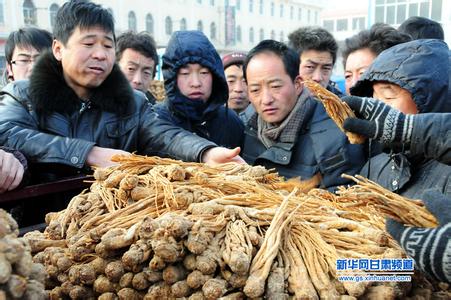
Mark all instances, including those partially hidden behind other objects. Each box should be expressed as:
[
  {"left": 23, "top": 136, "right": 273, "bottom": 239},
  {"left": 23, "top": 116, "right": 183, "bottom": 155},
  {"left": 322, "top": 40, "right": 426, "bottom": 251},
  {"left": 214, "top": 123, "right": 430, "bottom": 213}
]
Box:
[
  {"left": 386, "top": 190, "right": 451, "bottom": 283},
  {"left": 0, "top": 51, "right": 216, "bottom": 177},
  {"left": 222, "top": 52, "right": 247, "bottom": 70},
  {"left": 154, "top": 31, "right": 244, "bottom": 149},
  {"left": 351, "top": 39, "right": 451, "bottom": 198},
  {"left": 242, "top": 88, "right": 367, "bottom": 190},
  {"left": 238, "top": 104, "right": 255, "bottom": 126}
]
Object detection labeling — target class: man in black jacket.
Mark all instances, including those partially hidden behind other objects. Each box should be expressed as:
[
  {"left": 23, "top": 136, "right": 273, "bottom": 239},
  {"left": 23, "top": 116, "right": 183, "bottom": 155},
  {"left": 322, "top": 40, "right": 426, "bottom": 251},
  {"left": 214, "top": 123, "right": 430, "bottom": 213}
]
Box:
[
  {"left": 241, "top": 40, "right": 366, "bottom": 190},
  {"left": 0, "top": 0, "right": 242, "bottom": 177}
]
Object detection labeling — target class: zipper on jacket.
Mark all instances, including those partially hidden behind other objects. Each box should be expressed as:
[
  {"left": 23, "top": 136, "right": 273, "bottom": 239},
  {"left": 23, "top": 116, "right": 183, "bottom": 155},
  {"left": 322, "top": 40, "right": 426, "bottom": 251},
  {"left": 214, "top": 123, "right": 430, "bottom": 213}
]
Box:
[{"left": 79, "top": 100, "right": 91, "bottom": 114}]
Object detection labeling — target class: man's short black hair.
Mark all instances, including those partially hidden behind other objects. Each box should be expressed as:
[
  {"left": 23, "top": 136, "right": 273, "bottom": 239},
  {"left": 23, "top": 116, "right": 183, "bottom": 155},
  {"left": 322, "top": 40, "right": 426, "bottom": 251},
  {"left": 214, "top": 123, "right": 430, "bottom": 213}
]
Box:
[
  {"left": 116, "top": 31, "right": 158, "bottom": 77},
  {"left": 5, "top": 27, "right": 52, "bottom": 63},
  {"left": 342, "top": 23, "right": 411, "bottom": 68},
  {"left": 398, "top": 16, "right": 444, "bottom": 40},
  {"left": 243, "top": 39, "right": 299, "bottom": 82},
  {"left": 53, "top": 0, "right": 115, "bottom": 45},
  {"left": 288, "top": 27, "right": 338, "bottom": 64}
]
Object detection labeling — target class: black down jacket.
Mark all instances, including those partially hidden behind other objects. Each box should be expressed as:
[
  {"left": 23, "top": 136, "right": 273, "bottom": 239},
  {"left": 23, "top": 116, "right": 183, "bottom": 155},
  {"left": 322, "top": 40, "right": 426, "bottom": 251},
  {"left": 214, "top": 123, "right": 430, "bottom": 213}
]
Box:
[
  {"left": 351, "top": 39, "right": 451, "bottom": 198},
  {"left": 0, "top": 51, "right": 216, "bottom": 177},
  {"left": 154, "top": 31, "right": 244, "bottom": 149}
]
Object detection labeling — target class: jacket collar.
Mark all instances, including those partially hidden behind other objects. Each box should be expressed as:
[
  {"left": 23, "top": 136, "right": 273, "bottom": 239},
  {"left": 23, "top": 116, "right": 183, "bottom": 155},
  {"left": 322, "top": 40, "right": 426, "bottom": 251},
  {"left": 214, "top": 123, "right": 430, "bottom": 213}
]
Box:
[{"left": 29, "top": 50, "right": 135, "bottom": 116}]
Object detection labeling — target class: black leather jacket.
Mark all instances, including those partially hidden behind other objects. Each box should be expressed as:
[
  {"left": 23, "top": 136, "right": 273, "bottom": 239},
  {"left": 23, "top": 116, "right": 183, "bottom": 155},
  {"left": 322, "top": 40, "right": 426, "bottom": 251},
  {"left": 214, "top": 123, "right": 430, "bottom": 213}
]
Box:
[{"left": 0, "top": 52, "right": 216, "bottom": 174}]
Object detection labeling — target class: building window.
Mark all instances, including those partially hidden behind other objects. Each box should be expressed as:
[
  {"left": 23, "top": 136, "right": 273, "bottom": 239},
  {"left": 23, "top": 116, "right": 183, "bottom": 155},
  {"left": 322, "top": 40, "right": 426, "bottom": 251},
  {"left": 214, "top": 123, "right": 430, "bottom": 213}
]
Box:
[
  {"left": 197, "top": 0, "right": 202, "bottom": 3},
  {"left": 146, "top": 14, "right": 154, "bottom": 34},
  {"left": 165, "top": 16, "right": 173, "bottom": 35},
  {"left": 180, "top": 18, "right": 187, "bottom": 30},
  {"left": 128, "top": 11, "right": 137, "bottom": 32},
  {"left": 0, "top": 0, "right": 4, "bottom": 24},
  {"left": 210, "top": 0, "right": 215, "bottom": 5},
  {"left": 210, "top": 22, "right": 216, "bottom": 39},
  {"left": 323, "top": 20, "right": 334, "bottom": 31},
  {"left": 352, "top": 17, "right": 365, "bottom": 30},
  {"left": 259, "top": 0, "right": 263, "bottom": 14},
  {"left": 259, "top": 28, "right": 264, "bottom": 41},
  {"left": 431, "top": 0, "right": 442, "bottom": 21},
  {"left": 279, "top": 31, "right": 284, "bottom": 42},
  {"left": 23, "top": 0, "right": 37, "bottom": 25},
  {"left": 49, "top": 3, "right": 59, "bottom": 28},
  {"left": 279, "top": 4, "right": 284, "bottom": 17},
  {"left": 270, "top": 30, "right": 275, "bottom": 39},
  {"left": 249, "top": 27, "right": 254, "bottom": 43},
  {"left": 249, "top": 0, "right": 253, "bottom": 13},
  {"left": 271, "top": 2, "right": 274, "bottom": 16},
  {"left": 396, "top": 4, "right": 406, "bottom": 24},
  {"left": 236, "top": 0, "right": 241, "bottom": 10},
  {"left": 375, "top": 0, "right": 440, "bottom": 25},
  {"left": 307, "top": 9, "right": 310, "bottom": 23},
  {"left": 298, "top": 7, "right": 301, "bottom": 20},
  {"left": 236, "top": 25, "right": 242, "bottom": 42},
  {"left": 314, "top": 11, "right": 318, "bottom": 24},
  {"left": 336, "top": 19, "right": 348, "bottom": 31},
  {"left": 290, "top": 6, "right": 294, "bottom": 20},
  {"left": 197, "top": 20, "right": 203, "bottom": 32}
]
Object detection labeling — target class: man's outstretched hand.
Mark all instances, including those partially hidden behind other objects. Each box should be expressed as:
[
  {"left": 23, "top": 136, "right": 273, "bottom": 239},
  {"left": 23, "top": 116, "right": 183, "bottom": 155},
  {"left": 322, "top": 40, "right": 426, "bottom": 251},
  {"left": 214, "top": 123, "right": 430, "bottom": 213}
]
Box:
[
  {"left": 201, "top": 147, "right": 246, "bottom": 166},
  {"left": 86, "top": 146, "right": 131, "bottom": 168}
]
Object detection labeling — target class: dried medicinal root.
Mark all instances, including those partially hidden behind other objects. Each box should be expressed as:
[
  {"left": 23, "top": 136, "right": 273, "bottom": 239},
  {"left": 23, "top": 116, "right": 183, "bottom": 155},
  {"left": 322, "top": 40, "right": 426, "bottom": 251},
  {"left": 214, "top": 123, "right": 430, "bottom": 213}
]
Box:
[
  {"left": 304, "top": 79, "right": 365, "bottom": 144},
  {"left": 202, "top": 278, "right": 228, "bottom": 300},
  {"left": 27, "top": 155, "right": 434, "bottom": 298},
  {"left": 171, "top": 280, "right": 192, "bottom": 298},
  {"left": 222, "top": 220, "right": 253, "bottom": 275},
  {"left": 162, "top": 264, "right": 187, "bottom": 285},
  {"left": 105, "top": 260, "right": 125, "bottom": 283},
  {"left": 244, "top": 193, "right": 298, "bottom": 298},
  {"left": 187, "top": 270, "right": 212, "bottom": 289}
]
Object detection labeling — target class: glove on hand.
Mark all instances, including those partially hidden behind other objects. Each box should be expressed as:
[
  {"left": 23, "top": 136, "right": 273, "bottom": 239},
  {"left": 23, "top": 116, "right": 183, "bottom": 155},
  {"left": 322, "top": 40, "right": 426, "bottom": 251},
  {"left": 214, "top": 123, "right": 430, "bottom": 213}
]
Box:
[
  {"left": 386, "top": 190, "right": 451, "bottom": 283},
  {"left": 342, "top": 96, "right": 414, "bottom": 145}
]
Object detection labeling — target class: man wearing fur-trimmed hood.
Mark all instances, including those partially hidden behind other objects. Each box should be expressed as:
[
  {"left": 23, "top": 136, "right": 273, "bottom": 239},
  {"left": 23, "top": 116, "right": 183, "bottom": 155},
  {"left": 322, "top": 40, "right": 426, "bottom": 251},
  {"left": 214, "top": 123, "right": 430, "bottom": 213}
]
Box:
[{"left": 0, "top": 1, "right": 243, "bottom": 181}]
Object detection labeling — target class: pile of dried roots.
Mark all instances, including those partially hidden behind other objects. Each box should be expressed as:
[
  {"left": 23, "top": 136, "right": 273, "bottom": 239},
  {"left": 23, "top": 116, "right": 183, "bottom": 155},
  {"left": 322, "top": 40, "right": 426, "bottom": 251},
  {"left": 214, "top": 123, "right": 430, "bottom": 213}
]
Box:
[{"left": 23, "top": 155, "right": 449, "bottom": 299}]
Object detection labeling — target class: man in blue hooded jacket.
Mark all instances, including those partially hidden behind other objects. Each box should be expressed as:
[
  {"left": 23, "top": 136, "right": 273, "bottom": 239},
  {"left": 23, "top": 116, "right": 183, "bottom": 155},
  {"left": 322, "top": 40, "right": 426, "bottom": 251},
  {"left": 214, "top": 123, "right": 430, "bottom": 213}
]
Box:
[
  {"left": 154, "top": 31, "right": 244, "bottom": 150},
  {"left": 342, "top": 39, "right": 451, "bottom": 283}
]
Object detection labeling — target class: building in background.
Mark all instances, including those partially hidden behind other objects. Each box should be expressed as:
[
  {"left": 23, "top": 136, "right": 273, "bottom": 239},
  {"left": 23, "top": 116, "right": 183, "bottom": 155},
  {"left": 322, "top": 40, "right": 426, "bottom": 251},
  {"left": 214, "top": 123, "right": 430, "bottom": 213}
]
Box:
[
  {"left": 0, "top": 0, "right": 325, "bottom": 74},
  {"left": 321, "top": 0, "right": 449, "bottom": 80}
]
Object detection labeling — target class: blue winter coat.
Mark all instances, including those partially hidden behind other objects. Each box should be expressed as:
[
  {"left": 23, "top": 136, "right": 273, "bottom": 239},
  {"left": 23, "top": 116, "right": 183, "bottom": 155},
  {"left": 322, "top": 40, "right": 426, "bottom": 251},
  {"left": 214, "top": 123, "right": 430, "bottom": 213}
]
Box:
[
  {"left": 351, "top": 39, "right": 451, "bottom": 198},
  {"left": 154, "top": 31, "right": 244, "bottom": 149}
]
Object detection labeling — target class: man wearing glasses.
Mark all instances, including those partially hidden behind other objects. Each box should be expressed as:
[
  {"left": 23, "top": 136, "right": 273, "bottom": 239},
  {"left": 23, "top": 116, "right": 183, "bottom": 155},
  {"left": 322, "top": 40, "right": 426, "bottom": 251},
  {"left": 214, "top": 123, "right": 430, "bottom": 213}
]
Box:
[{"left": 4, "top": 27, "right": 52, "bottom": 84}]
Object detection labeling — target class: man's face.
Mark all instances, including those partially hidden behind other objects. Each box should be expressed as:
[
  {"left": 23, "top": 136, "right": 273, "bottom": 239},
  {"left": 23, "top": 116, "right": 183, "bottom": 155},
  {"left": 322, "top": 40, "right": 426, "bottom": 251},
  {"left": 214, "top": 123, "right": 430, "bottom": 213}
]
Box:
[
  {"left": 345, "top": 48, "right": 376, "bottom": 95},
  {"left": 373, "top": 82, "right": 418, "bottom": 114},
  {"left": 118, "top": 48, "right": 155, "bottom": 93},
  {"left": 246, "top": 52, "right": 302, "bottom": 124},
  {"left": 177, "top": 63, "right": 213, "bottom": 102},
  {"left": 299, "top": 50, "right": 334, "bottom": 88},
  {"left": 52, "top": 26, "right": 115, "bottom": 99},
  {"left": 7, "top": 45, "right": 41, "bottom": 81},
  {"left": 225, "top": 64, "right": 249, "bottom": 113}
]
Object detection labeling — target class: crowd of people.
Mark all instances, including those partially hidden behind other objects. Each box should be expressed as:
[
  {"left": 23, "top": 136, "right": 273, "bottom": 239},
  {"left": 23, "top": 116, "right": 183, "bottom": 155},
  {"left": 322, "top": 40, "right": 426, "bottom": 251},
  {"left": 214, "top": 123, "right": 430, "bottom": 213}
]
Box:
[{"left": 0, "top": 0, "right": 449, "bottom": 284}]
